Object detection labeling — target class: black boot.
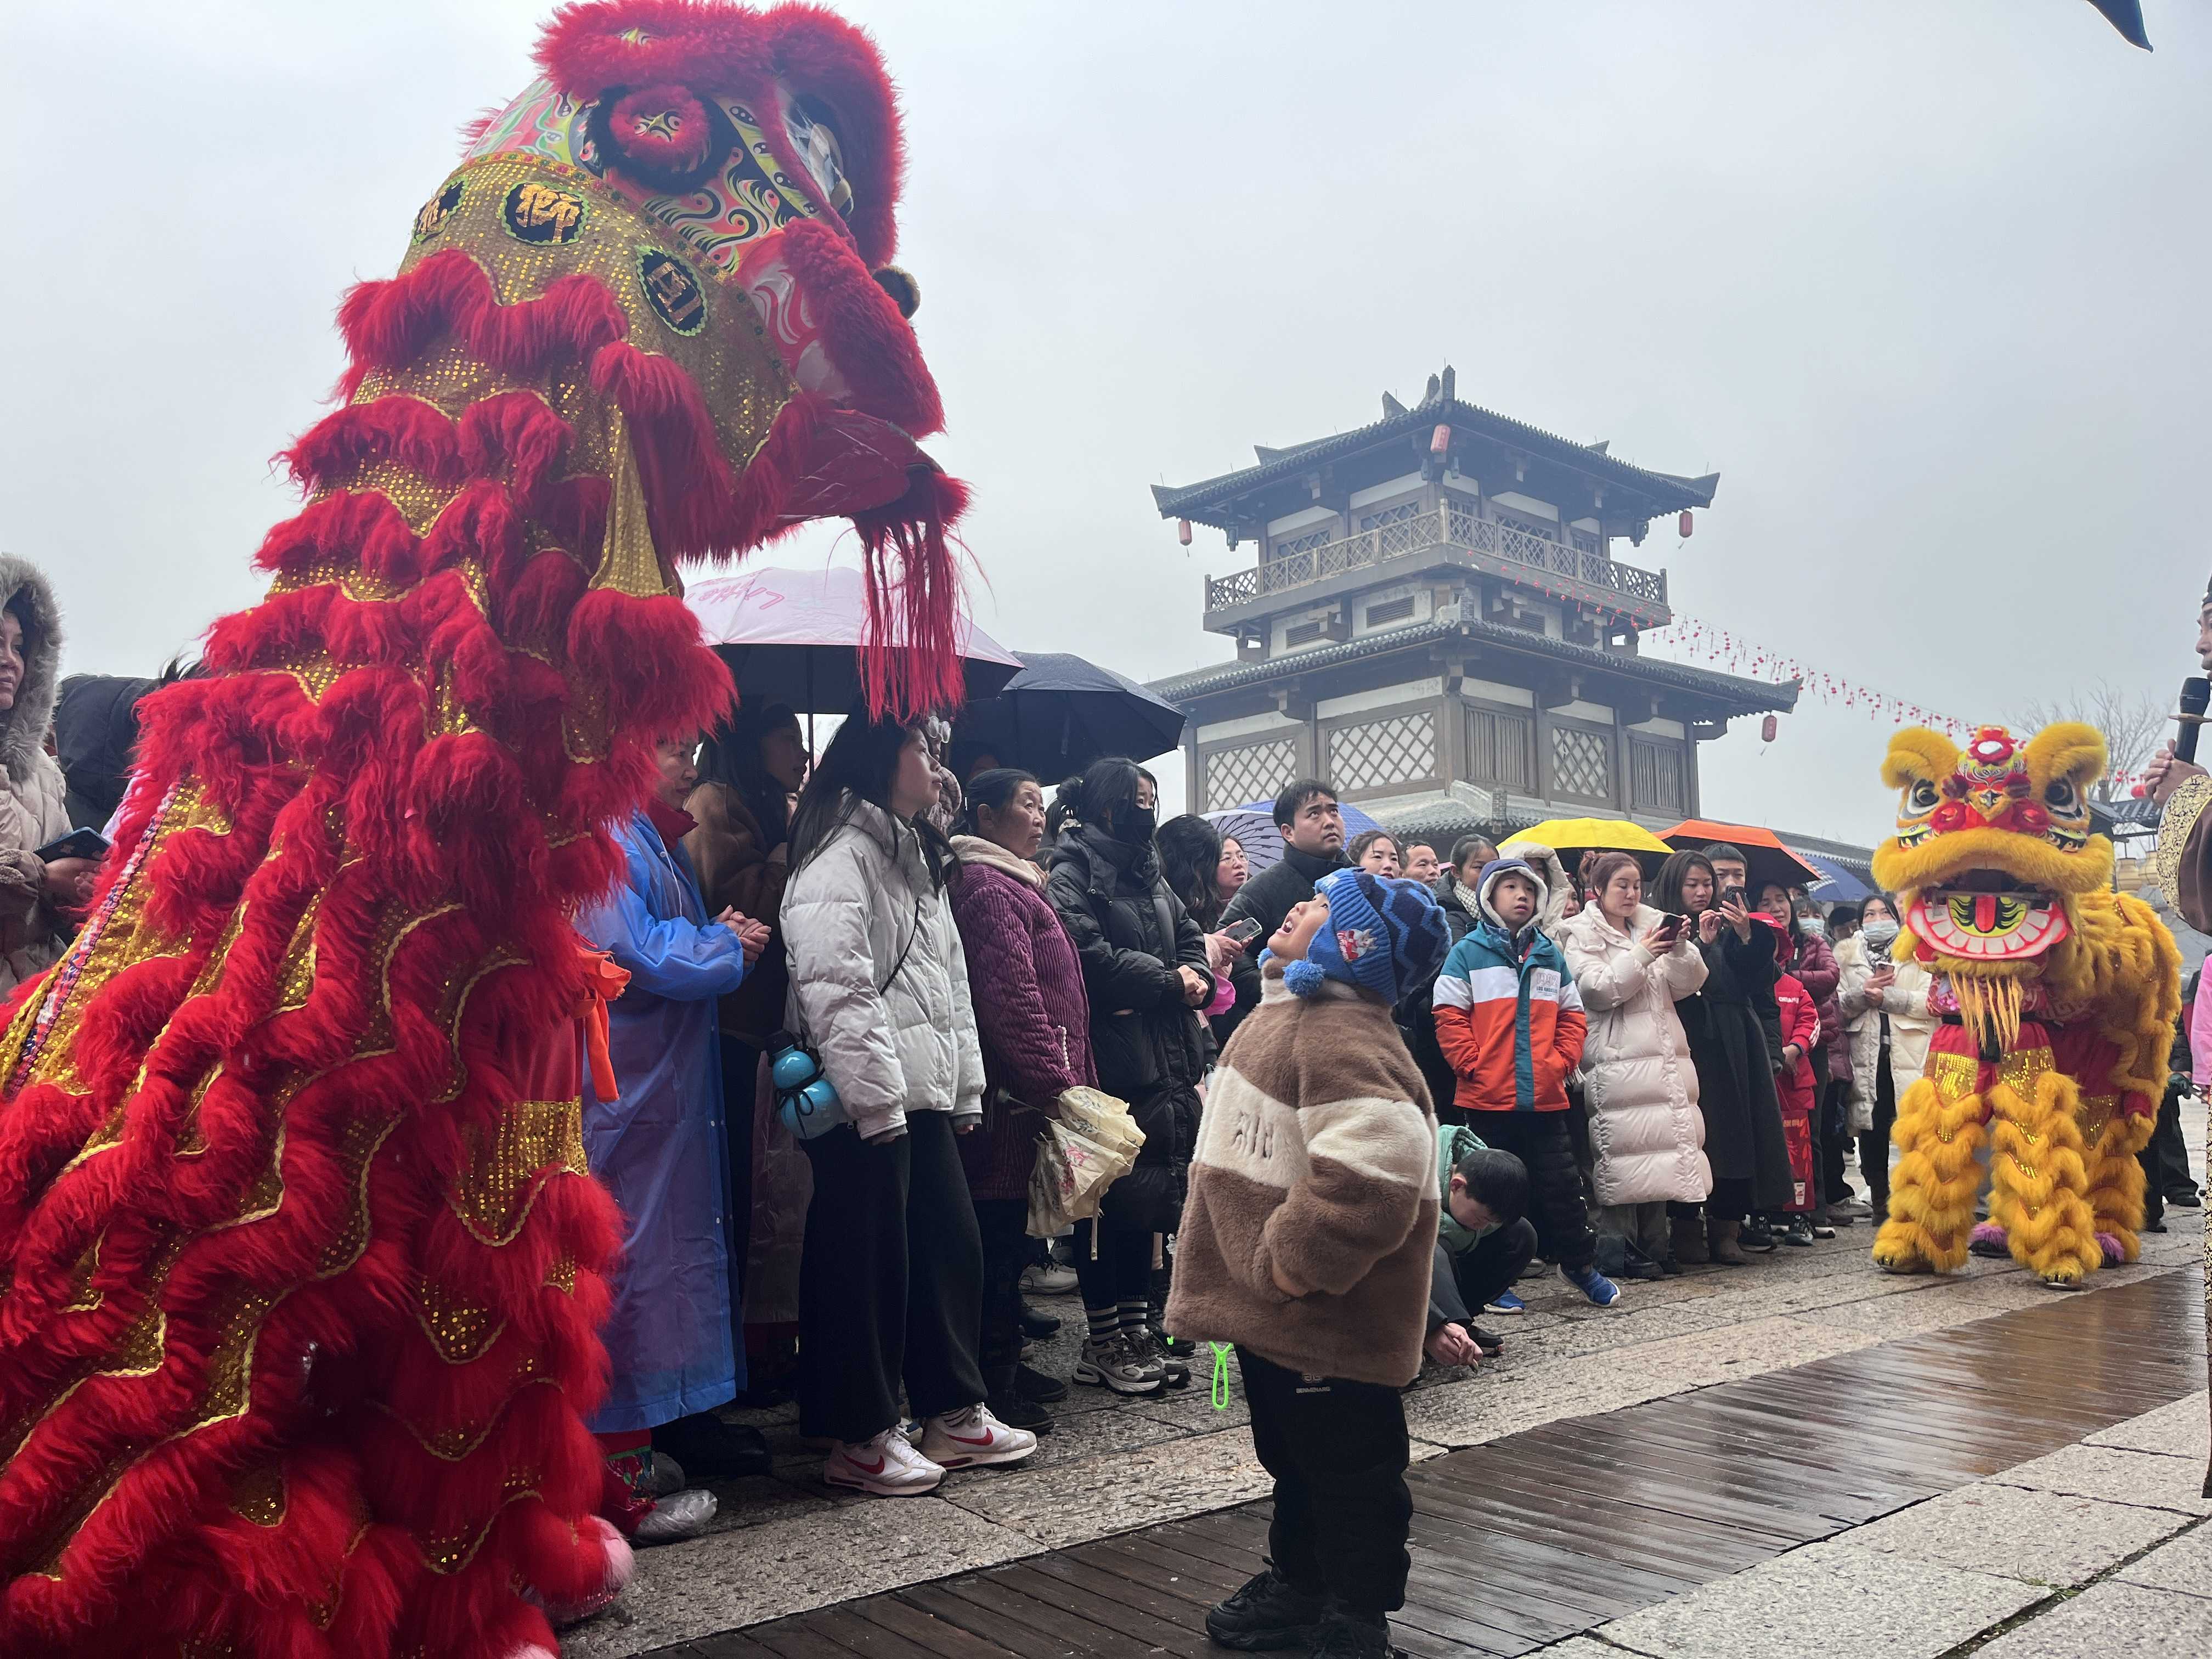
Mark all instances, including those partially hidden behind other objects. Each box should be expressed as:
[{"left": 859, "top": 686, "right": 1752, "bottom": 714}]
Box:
[
  {"left": 1309, "top": 1604, "right": 1392, "bottom": 1658},
  {"left": 651, "top": 1412, "right": 772, "bottom": 1479},
  {"left": 1204, "top": 1562, "right": 1326, "bottom": 1651},
  {"left": 1015, "top": 1362, "right": 1068, "bottom": 1403},
  {"left": 983, "top": 1363, "right": 1053, "bottom": 1434},
  {"left": 1021, "top": 1300, "right": 1062, "bottom": 1339}
]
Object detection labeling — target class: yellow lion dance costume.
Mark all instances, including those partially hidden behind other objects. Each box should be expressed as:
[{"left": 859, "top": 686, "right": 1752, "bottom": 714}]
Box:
[{"left": 1869, "top": 723, "right": 2180, "bottom": 1286}]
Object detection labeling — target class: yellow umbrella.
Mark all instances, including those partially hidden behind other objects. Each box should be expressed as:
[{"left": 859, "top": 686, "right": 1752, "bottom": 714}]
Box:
[{"left": 1500, "top": 818, "right": 1674, "bottom": 864}]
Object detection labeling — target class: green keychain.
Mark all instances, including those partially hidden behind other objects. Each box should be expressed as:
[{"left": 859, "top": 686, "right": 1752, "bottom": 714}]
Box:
[{"left": 1210, "top": 1341, "right": 1234, "bottom": 1410}]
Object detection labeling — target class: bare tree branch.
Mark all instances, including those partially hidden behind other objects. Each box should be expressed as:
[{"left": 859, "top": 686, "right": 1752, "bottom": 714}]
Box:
[{"left": 2012, "top": 680, "right": 2169, "bottom": 802}]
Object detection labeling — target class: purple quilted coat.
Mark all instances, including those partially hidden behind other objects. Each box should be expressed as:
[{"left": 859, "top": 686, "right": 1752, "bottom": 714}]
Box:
[{"left": 948, "top": 837, "right": 1097, "bottom": 1200}]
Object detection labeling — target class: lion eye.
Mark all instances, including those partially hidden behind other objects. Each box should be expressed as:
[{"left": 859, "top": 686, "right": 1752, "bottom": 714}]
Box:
[
  {"left": 2045, "top": 779, "right": 2078, "bottom": 812},
  {"left": 1906, "top": 781, "right": 1939, "bottom": 813}
]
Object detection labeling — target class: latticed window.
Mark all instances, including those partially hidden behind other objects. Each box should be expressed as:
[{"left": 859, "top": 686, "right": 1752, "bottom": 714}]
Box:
[
  {"left": 1496, "top": 510, "right": 1558, "bottom": 541},
  {"left": 1550, "top": 725, "right": 1613, "bottom": 802},
  {"left": 1628, "top": 738, "right": 1688, "bottom": 814},
  {"left": 1270, "top": 526, "right": 1333, "bottom": 561},
  {"left": 1327, "top": 712, "right": 1436, "bottom": 793},
  {"left": 1204, "top": 740, "right": 1296, "bottom": 811},
  {"left": 1467, "top": 708, "right": 1536, "bottom": 791},
  {"left": 1358, "top": 500, "right": 1421, "bottom": 532}
]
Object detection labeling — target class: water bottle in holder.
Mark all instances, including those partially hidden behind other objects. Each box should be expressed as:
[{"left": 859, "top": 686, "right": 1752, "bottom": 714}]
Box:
[{"left": 768, "top": 1029, "right": 845, "bottom": 1140}]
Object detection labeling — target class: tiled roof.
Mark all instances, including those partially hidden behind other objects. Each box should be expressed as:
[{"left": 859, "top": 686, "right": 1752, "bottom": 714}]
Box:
[
  {"left": 1146, "top": 619, "right": 1798, "bottom": 718},
  {"left": 1153, "top": 396, "right": 1718, "bottom": 528}
]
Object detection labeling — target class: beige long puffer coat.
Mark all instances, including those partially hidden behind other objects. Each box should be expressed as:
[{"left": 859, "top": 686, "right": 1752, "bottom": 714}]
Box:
[
  {"left": 1558, "top": 902, "right": 1713, "bottom": 1205},
  {"left": 0, "top": 556, "right": 71, "bottom": 995},
  {"left": 1835, "top": 930, "right": 1938, "bottom": 1133}
]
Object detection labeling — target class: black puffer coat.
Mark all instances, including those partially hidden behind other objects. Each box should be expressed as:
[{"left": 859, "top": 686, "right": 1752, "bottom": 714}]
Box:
[
  {"left": 1046, "top": 825, "right": 1215, "bottom": 1233},
  {"left": 1674, "top": 916, "right": 1793, "bottom": 1207}
]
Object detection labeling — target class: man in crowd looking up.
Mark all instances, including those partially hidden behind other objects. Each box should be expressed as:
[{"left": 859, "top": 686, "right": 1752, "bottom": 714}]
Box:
[
  {"left": 1402, "top": 840, "right": 1441, "bottom": 886},
  {"left": 1217, "top": 778, "right": 1349, "bottom": 1034}
]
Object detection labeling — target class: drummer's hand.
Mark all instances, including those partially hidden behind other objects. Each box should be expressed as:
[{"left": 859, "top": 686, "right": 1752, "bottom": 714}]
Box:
[{"left": 2145, "top": 742, "right": 2206, "bottom": 806}]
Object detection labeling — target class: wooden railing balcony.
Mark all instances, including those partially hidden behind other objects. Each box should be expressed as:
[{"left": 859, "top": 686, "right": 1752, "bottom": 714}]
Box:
[{"left": 1203, "top": 503, "right": 1669, "bottom": 624}]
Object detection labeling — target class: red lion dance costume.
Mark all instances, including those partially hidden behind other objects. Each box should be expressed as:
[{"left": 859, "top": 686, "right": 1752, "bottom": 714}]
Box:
[{"left": 0, "top": 5, "right": 962, "bottom": 1654}]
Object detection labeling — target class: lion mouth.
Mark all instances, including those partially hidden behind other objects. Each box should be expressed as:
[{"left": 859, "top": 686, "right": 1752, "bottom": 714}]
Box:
[{"left": 1908, "top": 878, "right": 2069, "bottom": 961}]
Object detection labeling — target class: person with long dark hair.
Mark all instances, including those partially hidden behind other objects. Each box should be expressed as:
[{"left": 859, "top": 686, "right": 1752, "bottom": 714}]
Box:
[
  {"left": 947, "top": 769, "right": 1094, "bottom": 1431},
  {"left": 1651, "top": 849, "right": 1794, "bottom": 1267},
  {"left": 1046, "top": 759, "right": 1215, "bottom": 1397},
  {"left": 783, "top": 713, "right": 1037, "bottom": 1494},
  {"left": 684, "top": 702, "right": 808, "bottom": 1418}
]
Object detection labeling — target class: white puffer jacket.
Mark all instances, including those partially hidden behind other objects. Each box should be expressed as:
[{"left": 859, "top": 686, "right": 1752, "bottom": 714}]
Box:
[
  {"left": 784, "top": 797, "right": 985, "bottom": 1142},
  {"left": 1559, "top": 902, "right": 1712, "bottom": 1205},
  {"left": 0, "top": 556, "right": 71, "bottom": 996},
  {"left": 1835, "top": 931, "right": 1938, "bottom": 1133}
]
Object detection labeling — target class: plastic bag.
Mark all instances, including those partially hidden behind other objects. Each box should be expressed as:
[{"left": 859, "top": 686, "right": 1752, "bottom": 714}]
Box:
[{"left": 1026, "top": 1085, "right": 1144, "bottom": 1238}]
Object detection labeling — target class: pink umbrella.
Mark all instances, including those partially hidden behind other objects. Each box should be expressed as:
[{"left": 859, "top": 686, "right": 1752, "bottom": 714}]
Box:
[{"left": 687, "top": 566, "right": 1023, "bottom": 733}]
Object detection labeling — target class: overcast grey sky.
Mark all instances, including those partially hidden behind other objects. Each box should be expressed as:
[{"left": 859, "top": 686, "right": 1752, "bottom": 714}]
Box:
[{"left": 7, "top": 1, "right": 2207, "bottom": 845}]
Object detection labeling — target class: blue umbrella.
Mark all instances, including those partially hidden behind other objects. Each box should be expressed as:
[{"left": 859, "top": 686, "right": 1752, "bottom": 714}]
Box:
[
  {"left": 1204, "top": 801, "right": 1384, "bottom": 877},
  {"left": 952, "top": 651, "right": 1187, "bottom": 779},
  {"left": 1799, "top": 851, "right": 1872, "bottom": 904}
]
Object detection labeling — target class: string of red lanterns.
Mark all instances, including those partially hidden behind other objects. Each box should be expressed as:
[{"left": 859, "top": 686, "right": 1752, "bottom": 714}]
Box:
[{"left": 1644, "top": 617, "right": 2154, "bottom": 790}]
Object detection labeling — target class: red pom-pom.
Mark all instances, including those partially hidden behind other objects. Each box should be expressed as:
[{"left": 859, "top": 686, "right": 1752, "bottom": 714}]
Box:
[{"left": 608, "top": 83, "right": 713, "bottom": 170}]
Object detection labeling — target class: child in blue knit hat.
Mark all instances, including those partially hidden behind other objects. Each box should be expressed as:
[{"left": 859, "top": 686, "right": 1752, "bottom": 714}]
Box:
[
  {"left": 1176, "top": 863, "right": 1454, "bottom": 1659},
  {"left": 1276, "top": 866, "right": 1453, "bottom": 1006}
]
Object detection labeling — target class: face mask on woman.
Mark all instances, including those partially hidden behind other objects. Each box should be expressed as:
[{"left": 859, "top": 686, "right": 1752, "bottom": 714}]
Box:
[
  {"left": 1797, "top": 915, "right": 1826, "bottom": 939},
  {"left": 1860, "top": 918, "right": 1900, "bottom": 951}
]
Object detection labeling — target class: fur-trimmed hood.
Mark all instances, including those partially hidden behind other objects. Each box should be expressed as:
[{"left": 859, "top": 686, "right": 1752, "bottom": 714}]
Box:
[
  {"left": 1493, "top": 838, "right": 1575, "bottom": 930},
  {"left": 0, "top": 555, "right": 63, "bottom": 787},
  {"left": 951, "top": 832, "right": 1046, "bottom": 890}
]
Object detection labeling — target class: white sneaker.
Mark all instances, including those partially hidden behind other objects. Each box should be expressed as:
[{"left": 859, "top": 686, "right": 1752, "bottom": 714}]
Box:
[
  {"left": 1074, "top": 1333, "right": 1165, "bottom": 1396},
  {"left": 632, "top": 1486, "right": 716, "bottom": 1544},
  {"left": 1020, "top": 1261, "right": 1080, "bottom": 1295},
  {"left": 917, "top": 1404, "right": 1039, "bottom": 1470},
  {"left": 823, "top": 1427, "right": 945, "bottom": 1496}
]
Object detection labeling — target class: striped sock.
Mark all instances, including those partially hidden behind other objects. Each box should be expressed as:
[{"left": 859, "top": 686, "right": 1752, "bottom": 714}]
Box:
[
  {"left": 1085, "top": 1304, "right": 1121, "bottom": 1344},
  {"left": 1119, "top": 1301, "right": 1152, "bottom": 1338}
]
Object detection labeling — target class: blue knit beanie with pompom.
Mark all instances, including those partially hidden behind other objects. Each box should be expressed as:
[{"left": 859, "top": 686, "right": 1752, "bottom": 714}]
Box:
[{"left": 1282, "top": 867, "right": 1451, "bottom": 1006}]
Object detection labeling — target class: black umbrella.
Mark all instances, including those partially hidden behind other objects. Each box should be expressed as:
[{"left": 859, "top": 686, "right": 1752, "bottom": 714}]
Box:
[{"left": 953, "top": 652, "right": 1187, "bottom": 780}]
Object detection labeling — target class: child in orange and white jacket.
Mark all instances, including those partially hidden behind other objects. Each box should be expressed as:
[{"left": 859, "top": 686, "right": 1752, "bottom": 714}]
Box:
[{"left": 1431, "top": 856, "right": 1609, "bottom": 1305}]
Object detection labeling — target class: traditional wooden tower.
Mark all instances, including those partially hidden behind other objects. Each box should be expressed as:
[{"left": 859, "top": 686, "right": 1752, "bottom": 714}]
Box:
[{"left": 1149, "top": 367, "right": 1796, "bottom": 844}]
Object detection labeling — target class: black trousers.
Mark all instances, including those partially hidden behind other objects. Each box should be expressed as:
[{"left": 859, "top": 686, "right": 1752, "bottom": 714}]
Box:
[
  {"left": 798, "top": 1113, "right": 987, "bottom": 1444},
  {"left": 1073, "top": 1214, "right": 1153, "bottom": 1314},
  {"left": 1429, "top": 1219, "right": 1538, "bottom": 1331},
  {"left": 974, "top": 1197, "right": 1029, "bottom": 1384},
  {"left": 1857, "top": 1055, "right": 1898, "bottom": 1217},
  {"left": 2145, "top": 1079, "right": 2197, "bottom": 1207},
  {"left": 1476, "top": 1114, "right": 1595, "bottom": 1272},
  {"left": 718, "top": 1035, "right": 761, "bottom": 1347},
  {"left": 1238, "top": 1347, "right": 1412, "bottom": 1617},
  {"left": 1819, "top": 1075, "right": 1852, "bottom": 1204}
]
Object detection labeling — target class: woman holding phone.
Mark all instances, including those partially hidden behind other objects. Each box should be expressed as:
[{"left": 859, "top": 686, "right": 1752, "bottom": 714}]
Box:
[
  {"left": 0, "top": 558, "right": 83, "bottom": 994},
  {"left": 1651, "top": 849, "right": 1794, "bottom": 1266},
  {"left": 1837, "top": 894, "right": 1936, "bottom": 1218},
  {"left": 1559, "top": 854, "right": 1712, "bottom": 1273}
]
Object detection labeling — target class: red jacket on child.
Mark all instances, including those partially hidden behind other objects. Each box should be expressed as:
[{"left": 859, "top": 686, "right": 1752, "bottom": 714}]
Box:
[{"left": 1771, "top": 971, "right": 1820, "bottom": 1121}]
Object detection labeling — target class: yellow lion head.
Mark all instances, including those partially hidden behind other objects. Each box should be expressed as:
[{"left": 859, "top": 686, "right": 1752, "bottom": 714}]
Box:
[{"left": 1871, "top": 722, "right": 2109, "bottom": 979}]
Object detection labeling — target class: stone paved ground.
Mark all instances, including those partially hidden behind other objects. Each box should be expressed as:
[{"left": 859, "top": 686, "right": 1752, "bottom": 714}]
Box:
[{"left": 567, "top": 1102, "right": 2209, "bottom": 1657}]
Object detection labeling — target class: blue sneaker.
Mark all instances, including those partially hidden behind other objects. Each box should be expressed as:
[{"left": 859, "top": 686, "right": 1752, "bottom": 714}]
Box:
[
  {"left": 1487, "top": 1290, "right": 1526, "bottom": 1316},
  {"left": 1564, "top": 1266, "right": 1621, "bottom": 1307}
]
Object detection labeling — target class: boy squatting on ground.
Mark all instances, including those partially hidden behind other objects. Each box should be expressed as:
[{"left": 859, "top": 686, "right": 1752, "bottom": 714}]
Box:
[
  {"left": 1432, "top": 857, "right": 1620, "bottom": 1308},
  {"left": 1424, "top": 1127, "right": 1536, "bottom": 1369},
  {"left": 1166, "top": 866, "right": 1454, "bottom": 1659}
]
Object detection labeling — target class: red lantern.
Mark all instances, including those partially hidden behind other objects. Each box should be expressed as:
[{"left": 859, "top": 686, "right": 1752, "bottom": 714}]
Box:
[
  {"left": 1678, "top": 510, "right": 1694, "bottom": 538},
  {"left": 1177, "top": 518, "right": 1193, "bottom": 546},
  {"left": 1760, "top": 714, "right": 1778, "bottom": 742}
]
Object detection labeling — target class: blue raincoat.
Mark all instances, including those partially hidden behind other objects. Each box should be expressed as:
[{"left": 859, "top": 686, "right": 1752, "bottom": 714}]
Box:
[{"left": 577, "top": 811, "right": 749, "bottom": 1432}]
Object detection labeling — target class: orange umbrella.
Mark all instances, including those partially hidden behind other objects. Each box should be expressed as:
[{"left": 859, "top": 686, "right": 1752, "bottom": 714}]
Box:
[{"left": 1657, "top": 819, "right": 1822, "bottom": 893}]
